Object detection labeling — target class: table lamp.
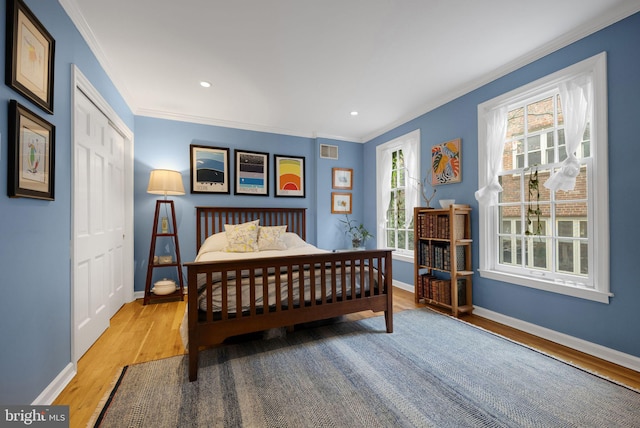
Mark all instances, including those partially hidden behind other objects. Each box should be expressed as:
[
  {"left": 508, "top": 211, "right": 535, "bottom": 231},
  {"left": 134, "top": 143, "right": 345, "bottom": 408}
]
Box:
[{"left": 147, "top": 169, "right": 185, "bottom": 232}]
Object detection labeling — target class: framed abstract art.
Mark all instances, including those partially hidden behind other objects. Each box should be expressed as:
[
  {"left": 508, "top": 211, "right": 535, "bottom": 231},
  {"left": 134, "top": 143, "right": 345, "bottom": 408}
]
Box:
[{"left": 431, "top": 138, "right": 462, "bottom": 185}]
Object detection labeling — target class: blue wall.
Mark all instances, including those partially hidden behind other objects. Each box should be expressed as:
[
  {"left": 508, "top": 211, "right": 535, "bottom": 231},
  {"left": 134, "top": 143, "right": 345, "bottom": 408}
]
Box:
[
  {"left": 0, "top": 0, "right": 133, "bottom": 404},
  {"left": 133, "top": 118, "right": 365, "bottom": 291},
  {"left": 364, "top": 12, "right": 640, "bottom": 358}
]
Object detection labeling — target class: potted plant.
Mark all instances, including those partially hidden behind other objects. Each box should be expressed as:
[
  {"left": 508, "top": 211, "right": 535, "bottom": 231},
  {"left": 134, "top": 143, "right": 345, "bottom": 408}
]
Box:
[{"left": 340, "top": 214, "right": 374, "bottom": 249}]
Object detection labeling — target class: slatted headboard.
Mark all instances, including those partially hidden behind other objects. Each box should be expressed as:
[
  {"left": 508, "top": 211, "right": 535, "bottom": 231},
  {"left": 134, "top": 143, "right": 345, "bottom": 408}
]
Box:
[{"left": 195, "top": 207, "right": 307, "bottom": 251}]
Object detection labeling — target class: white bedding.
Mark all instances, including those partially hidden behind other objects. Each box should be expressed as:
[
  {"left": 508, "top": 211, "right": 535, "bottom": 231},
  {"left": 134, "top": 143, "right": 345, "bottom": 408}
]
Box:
[{"left": 194, "top": 231, "right": 377, "bottom": 314}]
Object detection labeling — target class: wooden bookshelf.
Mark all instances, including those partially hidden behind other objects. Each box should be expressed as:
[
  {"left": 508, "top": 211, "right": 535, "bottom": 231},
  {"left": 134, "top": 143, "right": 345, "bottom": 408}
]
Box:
[{"left": 414, "top": 204, "right": 473, "bottom": 317}]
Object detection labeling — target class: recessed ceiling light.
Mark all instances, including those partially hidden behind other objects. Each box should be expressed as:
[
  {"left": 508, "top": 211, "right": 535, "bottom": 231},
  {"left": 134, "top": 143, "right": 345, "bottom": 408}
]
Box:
[
  {"left": 200, "top": 81, "right": 212, "bottom": 88},
  {"left": 350, "top": 111, "right": 358, "bottom": 116}
]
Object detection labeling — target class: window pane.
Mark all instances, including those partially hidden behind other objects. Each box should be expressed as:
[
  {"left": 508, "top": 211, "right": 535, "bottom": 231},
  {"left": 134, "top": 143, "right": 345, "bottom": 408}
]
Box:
[
  {"left": 398, "top": 230, "right": 406, "bottom": 250},
  {"left": 408, "top": 230, "right": 414, "bottom": 251},
  {"left": 526, "top": 237, "right": 549, "bottom": 269},
  {"left": 500, "top": 237, "right": 513, "bottom": 264},
  {"left": 579, "top": 221, "right": 587, "bottom": 238},
  {"left": 529, "top": 151, "right": 542, "bottom": 166},
  {"left": 580, "top": 242, "right": 588, "bottom": 275},
  {"left": 527, "top": 97, "right": 554, "bottom": 133},
  {"left": 498, "top": 174, "right": 521, "bottom": 204},
  {"left": 387, "top": 230, "right": 395, "bottom": 247},
  {"left": 557, "top": 94, "right": 564, "bottom": 126},
  {"left": 499, "top": 205, "right": 521, "bottom": 233},
  {"left": 507, "top": 107, "right": 525, "bottom": 139},
  {"left": 557, "top": 129, "right": 567, "bottom": 162},
  {"left": 555, "top": 165, "right": 587, "bottom": 201},
  {"left": 558, "top": 240, "right": 575, "bottom": 273},
  {"left": 528, "top": 134, "right": 541, "bottom": 151},
  {"left": 558, "top": 221, "right": 573, "bottom": 237}
]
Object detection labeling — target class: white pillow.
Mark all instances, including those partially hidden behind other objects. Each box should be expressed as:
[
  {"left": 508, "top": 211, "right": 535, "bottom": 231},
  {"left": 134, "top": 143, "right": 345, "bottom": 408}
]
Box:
[
  {"left": 258, "top": 225, "right": 288, "bottom": 251},
  {"left": 282, "top": 232, "right": 307, "bottom": 249},
  {"left": 199, "top": 231, "right": 228, "bottom": 253},
  {"left": 224, "top": 220, "right": 260, "bottom": 252}
]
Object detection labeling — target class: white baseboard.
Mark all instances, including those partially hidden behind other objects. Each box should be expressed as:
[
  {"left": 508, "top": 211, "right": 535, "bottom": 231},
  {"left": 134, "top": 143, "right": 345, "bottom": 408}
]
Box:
[
  {"left": 393, "top": 279, "right": 413, "bottom": 293},
  {"left": 32, "top": 363, "right": 76, "bottom": 405},
  {"left": 473, "top": 306, "right": 640, "bottom": 373}
]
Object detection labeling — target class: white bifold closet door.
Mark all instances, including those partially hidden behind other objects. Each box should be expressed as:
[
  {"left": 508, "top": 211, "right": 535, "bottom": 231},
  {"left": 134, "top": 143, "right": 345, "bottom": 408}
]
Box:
[{"left": 73, "top": 89, "right": 126, "bottom": 359}]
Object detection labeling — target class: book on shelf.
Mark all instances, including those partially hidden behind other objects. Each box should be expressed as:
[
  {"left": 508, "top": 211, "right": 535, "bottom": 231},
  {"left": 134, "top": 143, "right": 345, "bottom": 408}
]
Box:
[{"left": 420, "top": 276, "right": 467, "bottom": 306}]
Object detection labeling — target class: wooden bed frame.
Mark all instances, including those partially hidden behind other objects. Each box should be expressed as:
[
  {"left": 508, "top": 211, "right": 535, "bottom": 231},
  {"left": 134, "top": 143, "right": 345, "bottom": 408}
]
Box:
[{"left": 184, "top": 207, "right": 394, "bottom": 381}]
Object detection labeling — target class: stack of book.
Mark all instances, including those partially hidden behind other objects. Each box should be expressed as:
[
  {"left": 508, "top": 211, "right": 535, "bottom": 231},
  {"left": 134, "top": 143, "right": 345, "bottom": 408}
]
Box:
[{"left": 418, "top": 274, "right": 467, "bottom": 306}]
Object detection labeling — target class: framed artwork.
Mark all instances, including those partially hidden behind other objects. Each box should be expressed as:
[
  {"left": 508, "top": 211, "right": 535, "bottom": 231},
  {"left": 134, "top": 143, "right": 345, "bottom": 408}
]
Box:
[
  {"left": 274, "top": 154, "right": 305, "bottom": 197},
  {"left": 8, "top": 100, "right": 55, "bottom": 200},
  {"left": 5, "top": 0, "right": 55, "bottom": 114},
  {"left": 190, "top": 144, "right": 230, "bottom": 193},
  {"left": 332, "top": 167, "right": 353, "bottom": 190},
  {"left": 234, "top": 149, "right": 269, "bottom": 196},
  {"left": 431, "top": 138, "right": 462, "bottom": 185},
  {"left": 331, "top": 192, "right": 352, "bottom": 214}
]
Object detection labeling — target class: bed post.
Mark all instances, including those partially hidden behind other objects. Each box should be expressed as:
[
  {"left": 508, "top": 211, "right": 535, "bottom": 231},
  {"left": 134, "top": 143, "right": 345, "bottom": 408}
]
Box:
[
  {"left": 188, "top": 267, "right": 199, "bottom": 381},
  {"left": 384, "top": 250, "right": 393, "bottom": 333}
]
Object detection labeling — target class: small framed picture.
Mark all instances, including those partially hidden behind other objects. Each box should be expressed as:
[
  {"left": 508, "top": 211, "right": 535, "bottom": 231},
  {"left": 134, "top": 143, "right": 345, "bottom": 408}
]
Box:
[
  {"left": 331, "top": 192, "right": 352, "bottom": 214},
  {"left": 332, "top": 167, "right": 353, "bottom": 190},
  {"left": 234, "top": 149, "right": 269, "bottom": 196},
  {"left": 190, "top": 144, "right": 230, "bottom": 193},
  {"left": 5, "top": 0, "right": 55, "bottom": 114},
  {"left": 274, "top": 154, "right": 305, "bottom": 198},
  {"left": 431, "top": 138, "right": 462, "bottom": 185},
  {"left": 8, "top": 100, "right": 55, "bottom": 200}
]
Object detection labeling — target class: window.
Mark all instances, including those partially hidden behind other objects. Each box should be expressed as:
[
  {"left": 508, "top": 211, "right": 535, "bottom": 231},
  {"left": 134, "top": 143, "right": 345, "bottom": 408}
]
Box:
[
  {"left": 376, "top": 130, "right": 420, "bottom": 262},
  {"left": 477, "top": 53, "right": 609, "bottom": 303}
]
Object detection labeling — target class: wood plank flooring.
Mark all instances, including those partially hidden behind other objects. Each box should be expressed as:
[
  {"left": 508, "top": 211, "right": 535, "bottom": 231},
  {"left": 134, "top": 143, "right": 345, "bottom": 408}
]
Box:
[{"left": 54, "top": 287, "right": 640, "bottom": 428}]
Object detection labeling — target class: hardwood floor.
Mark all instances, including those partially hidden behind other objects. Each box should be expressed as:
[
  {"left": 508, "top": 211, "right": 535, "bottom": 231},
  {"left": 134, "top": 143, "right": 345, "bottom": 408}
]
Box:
[{"left": 54, "top": 287, "right": 640, "bottom": 428}]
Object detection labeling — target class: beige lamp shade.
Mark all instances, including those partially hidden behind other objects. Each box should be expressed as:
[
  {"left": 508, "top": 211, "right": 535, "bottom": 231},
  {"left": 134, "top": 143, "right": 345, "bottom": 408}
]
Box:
[{"left": 147, "top": 169, "right": 185, "bottom": 196}]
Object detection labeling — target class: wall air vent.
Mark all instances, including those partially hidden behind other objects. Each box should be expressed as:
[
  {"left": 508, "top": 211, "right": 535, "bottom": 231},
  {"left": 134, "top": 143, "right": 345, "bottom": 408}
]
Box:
[{"left": 320, "top": 144, "right": 338, "bottom": 160}]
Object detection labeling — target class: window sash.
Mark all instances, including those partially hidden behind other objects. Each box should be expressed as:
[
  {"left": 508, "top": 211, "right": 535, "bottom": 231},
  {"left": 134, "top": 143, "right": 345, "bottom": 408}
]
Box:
[{"left": 476, "top": 52, "right": 609, "bottom": 303}]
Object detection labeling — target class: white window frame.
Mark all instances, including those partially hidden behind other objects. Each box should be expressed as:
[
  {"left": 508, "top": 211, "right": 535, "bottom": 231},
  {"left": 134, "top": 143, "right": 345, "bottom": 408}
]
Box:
[
  {"left": 477, "top": 52, "right": 610, "bottom": 303},
  {"left": 376, "top": 129, "right": 420, "bottom": 263}
]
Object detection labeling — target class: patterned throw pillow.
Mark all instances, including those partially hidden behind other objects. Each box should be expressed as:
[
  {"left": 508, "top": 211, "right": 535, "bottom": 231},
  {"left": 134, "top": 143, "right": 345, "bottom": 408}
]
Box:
[
  {"left": 258, "top": 225, "right": 288, "bottom": 251},
  {"left": 223, "top": 220, "right": 260, "bottom": 252}
]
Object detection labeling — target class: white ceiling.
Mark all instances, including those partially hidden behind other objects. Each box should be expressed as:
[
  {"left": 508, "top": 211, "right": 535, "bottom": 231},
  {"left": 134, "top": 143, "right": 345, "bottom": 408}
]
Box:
[{"left": 60, "top": 0, "right": 640, "bottom": 143}]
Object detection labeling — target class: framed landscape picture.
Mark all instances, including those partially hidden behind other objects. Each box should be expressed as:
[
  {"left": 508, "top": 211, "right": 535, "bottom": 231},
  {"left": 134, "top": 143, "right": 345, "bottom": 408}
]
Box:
[
  {"left": 5, "top": 0, "right": 55, "bottom": 114},
  {"left": 234, "top": 149, "right": 269, "bottom": 196},
  {"left": 8, "top": 100, "right": 55, "bottom": 200},
  {"left": 274, "top": 154, "right": 305, "bottom": 197},
  {"left": 190, "top": 144, "right": 230, "bottom": 193}
]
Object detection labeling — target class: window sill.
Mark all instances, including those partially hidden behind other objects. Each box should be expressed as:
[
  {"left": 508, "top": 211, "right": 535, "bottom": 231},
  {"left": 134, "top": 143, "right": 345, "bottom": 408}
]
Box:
[
  {"left": 478, "top": 269, "right": 611, "bottom": 304},
  {"left": 392, "top": 252, "right": 414, "bottom": 264}
]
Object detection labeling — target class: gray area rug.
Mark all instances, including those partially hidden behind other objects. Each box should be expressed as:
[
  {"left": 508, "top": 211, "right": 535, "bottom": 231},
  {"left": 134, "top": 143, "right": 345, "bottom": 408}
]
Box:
[{"left": 92, "top": 309, "right": 640, "bottom": 427}]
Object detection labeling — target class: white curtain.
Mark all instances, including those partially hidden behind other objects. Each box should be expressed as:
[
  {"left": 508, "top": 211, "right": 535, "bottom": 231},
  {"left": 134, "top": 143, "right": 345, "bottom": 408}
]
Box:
[
  {"left": 377, "top": 148, "right": 393, "bottom": 233},
  {"left": 475, "top": 106, "right": 508, "bottom": 206},
  {"left": 403, "top": 138, "right": 419, "bottom": 228},
  {"left": 544, "top": 74, "right": 593, "bottom": 192}
]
